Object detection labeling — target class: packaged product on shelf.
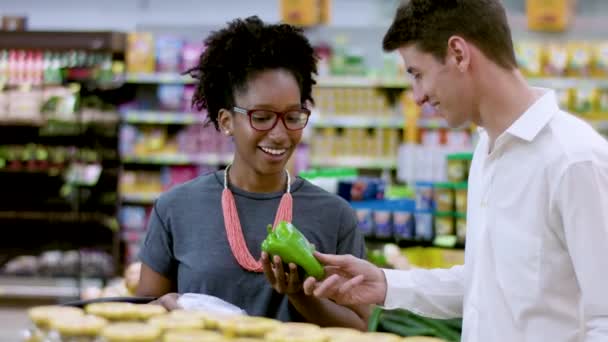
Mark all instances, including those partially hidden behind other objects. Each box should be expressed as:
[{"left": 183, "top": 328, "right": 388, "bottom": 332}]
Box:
[
  {"left": 415, "top": 181, "right": 434, "bottom": 210},
  {"left": 567, "top": 42, "right": 592, "bottom": 77},
  {"left": 373, "top": 209, "right": 393, "bottom": 239},
  {"left": 392, "top": 200, "right": 416, "bottom": 240},
  {"left": 181, "top": 42, "right": 205, "bottom": 73},
  {"left": 599, "top": 89, "right": 608, "bottom": 113},
  {"left": 119, "top": 124, "right": 138, "bottom": 156},
  {"left": 446, "top": 152, "right": 472, "bottom": 183},
  {"left": 155, "top": 35, "right": 183, "bottom": 73},
  {"left": 592, "top": 41, "right": 608, "bottom": 77},
  {"left": 433, "top": 182, "right": 455, "bottom": 212},
  {"left": 7, "top": 85, "right": 42, "bottom": 121},
  {"left": 157, "top": 85, "right": 184, "bottom": 111},
  {"left": 126, "top": 32, "right": 155, "bottom": 74},
  {"left": 455, "top": 212, "right": 467, "bottom": 244},
  {"left": 0, "top": 86, "right": 7, "bottom": 118},
  {"left": 414, "top": 210, "right": 434, "bottom": 241},
  {"left": 556, "top": 88, "right": 571, "bottom": 111},
  {"left": 354, "top": 206, "right": 374, "bottom": 237},
  {"left": 515, "top": 41, "right": 544, "bottom": 77},
  {"left": 161, "top": 165, "right": 199, "bottom": 191},
  {"left": 572, "top": 87, "right": 597, "bottom": 115},
  {"left": 119, "top": 206, "right": 148, "bottom": 231},
  {"left": 454, "top": 182, "right": 468, "bottom": 213},
  {"left": 434, "top": 212, "right": 454, "bottom": 236},
  {"left": 544, "top": 43, "right": 569, "bottom": 76}
]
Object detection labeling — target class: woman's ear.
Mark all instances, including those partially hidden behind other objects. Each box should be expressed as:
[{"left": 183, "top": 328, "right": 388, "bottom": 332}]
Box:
[{"left": 218, "top": 109, "right": 233, "bottom": 136}]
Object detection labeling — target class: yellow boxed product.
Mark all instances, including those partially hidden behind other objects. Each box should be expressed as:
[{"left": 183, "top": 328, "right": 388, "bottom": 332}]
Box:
[
  {"left": 454, "top": 182, "right": 468, "bottom": 213},
  {"left": 515, "top": 41, "right": 544, "bottom": 77},
  {"left": 592, "top": 42, "right": 608, "bottom": 77},
  {"left": 433, "top": 182, "right": 455, "bottom": 212},
  {"left": 544, "top": 43, "right": 569, "bottom": 76},
  {"left": 319, "top": 0, "right": 332, "bottom": 25},
  {"left": 556, "top": 89, "right": 572, "bottom": 111},
  {"left": 572, "top": 87, "right": 598, "bottom": 115},
  {"left": 567, "top": 42, "right": 592, "bottom": 77},
  {"left": 456, "top": 212, "right": 467, "bottom": 244},
  {"left": 434, "top": 212, "right": 455, "bottom": 236},
  {"left": 126, "top": 32, "right": 155, "bottom": 74},
  {"left": 599, "top": 89, "right": 608, "bottom": 113},
  {"left": 280, "top": 0, "right": 321, "bottom": 27},
  {"left": 526, "top": 0, "right": 574, "bottom": 32}
]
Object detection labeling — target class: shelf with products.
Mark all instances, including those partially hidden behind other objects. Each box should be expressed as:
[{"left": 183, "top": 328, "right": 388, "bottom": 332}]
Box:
[
  {"left": 310, "top": 156, "right": 397, "bottom": 169},
  {"left": 120, "top": 192, "right": 161, "bottom": 205},
  {"left": 0, "top": 30, "right": 126, "bottom": 282},
  {"left": 0, "top": 276, "right": 106, "bottom": 300},
  {"left": 121, "top": 110, "right": 206, "bottom": 125},
  {"left": 125, "top": 72, "right": 195, "bottom": 84},
  {"left": 311, "top": 113, "right": 405, "bottom": 128},
  {"left": 121, "top": 153, "right": 232, "bottom": 165}
]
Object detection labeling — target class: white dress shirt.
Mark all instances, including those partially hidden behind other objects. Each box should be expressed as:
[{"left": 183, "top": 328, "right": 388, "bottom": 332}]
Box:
[{"left": 382, "top": 89, "right": 608, "bottom": 342}]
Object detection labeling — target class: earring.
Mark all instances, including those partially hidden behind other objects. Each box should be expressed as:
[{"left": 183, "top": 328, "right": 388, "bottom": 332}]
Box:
[{"left": 225, "top": 130, "right": 231, "bottom": 136}]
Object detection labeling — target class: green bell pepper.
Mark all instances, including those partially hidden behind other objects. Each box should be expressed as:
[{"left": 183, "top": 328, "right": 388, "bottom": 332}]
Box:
[{"left": 261, "top": 221, "right": 325, "bottom": 280}]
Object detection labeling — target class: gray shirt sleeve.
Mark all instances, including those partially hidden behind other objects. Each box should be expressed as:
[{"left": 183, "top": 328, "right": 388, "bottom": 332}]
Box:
[
  {"left": 139, "top": 202, "right": 177, "bottom": 279},
  {"left": 337, "top": 204, "right": 366, "bottom": 259}
]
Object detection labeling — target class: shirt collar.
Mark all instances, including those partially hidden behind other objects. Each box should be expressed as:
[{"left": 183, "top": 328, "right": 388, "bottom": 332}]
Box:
[{"left": 505, "top": 88, "right": 558, "bottom": 142}]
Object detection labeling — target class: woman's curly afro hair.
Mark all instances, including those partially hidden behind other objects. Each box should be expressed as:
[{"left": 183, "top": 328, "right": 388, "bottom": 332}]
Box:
[{"left": 187, "top": 16, "right": 318, "bottom": 130}]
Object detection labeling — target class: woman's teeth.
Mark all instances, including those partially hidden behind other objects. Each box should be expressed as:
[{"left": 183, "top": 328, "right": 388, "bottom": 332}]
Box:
[{"left": 260, "top": 147, "right": 287, "bottom": 155}]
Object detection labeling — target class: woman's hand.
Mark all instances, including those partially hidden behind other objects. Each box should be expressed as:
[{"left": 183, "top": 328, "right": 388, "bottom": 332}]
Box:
[
  {"left": 149, "top": 292, "right": 181, "bottom": 310},
  {"left": 262, "top": 252, "right": 303, "bottom": 295}
]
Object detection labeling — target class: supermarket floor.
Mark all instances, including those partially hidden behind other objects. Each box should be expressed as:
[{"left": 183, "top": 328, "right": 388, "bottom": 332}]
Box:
[{"left": 0, "top": 306, "right": 29, "bottom": 342}]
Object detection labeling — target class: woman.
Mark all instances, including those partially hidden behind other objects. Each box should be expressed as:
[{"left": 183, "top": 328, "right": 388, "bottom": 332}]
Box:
[{"left": 136, "top": 16, "right": 368, "bottom": 330}]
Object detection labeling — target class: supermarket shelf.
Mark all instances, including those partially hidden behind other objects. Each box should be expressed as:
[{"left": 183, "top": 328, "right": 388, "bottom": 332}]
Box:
[
  {"left": 125, "top": 72, "right": 195, "bottom": 84},
  {"left": 121, "top": 153, "right": 232, "bottom": 165},
  {"left": 316, "top": 75, "right": 409, "bottom": 88},
  {"left": 0, "top": 276, "right": 103, "bottom": 300},
  {"left": 528, "top": 77, "right": 608, "bottom": 89},
  {"left": 121, "top": 110, "right": 206, "bottom": 124},
  {"left": 0, "top": 115, "right": 119, "bottom": 127},
  {"left": 121, "top": 192, "right": 161, "bottom": 204},
  {"left": 0, "top": 211, "right": 110, "bottom": 223},
  {"left": 121, "top": 74, "right": 608, "bottom": 89},
  {"left": 311, "top": 156, "right": 397, "bottom": 169},
  {"left": 312, "top": 115, "right": 405, "bottom": 128},
  {"left": 0, "top": 31, "right": 126, "bottom": 52},
  {"left": 417, "top": 118, "right": 449, "bottom": 129}
]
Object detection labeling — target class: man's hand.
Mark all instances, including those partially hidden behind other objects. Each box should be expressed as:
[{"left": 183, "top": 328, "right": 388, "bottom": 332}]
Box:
[
  {"left": 303, "top": 252, "right": 387, "bottom": 306},
  {"left": 262, "top": 252, "right": 303, "bottom": 295}
]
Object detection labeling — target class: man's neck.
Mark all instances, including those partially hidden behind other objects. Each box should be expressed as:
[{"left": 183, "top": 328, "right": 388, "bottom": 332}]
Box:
[
  {"left": 477, "top": 68, "right": 542, "bottom": 148},
  {"left": 228, "top": 159, "right": 286, "bottom": 193}
]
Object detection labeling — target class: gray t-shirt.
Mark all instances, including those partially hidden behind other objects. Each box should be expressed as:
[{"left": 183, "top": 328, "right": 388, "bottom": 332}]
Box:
[{"left": 139, "top": 170, "right": 365, "bottom": 322}]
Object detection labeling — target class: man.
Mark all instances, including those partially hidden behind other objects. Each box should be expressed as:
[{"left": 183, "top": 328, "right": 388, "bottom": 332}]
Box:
[{"left": 303, "top": 1, "right": 608, "bottom": 341}]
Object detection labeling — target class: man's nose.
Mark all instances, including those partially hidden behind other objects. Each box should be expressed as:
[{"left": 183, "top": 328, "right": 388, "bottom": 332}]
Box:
[{"left": 412, "top": 84, "right": 429, "bottom": 106}]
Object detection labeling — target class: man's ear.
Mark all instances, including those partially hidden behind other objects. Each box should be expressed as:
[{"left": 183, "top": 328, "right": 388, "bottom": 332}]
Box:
[
  {"left": 218, "top": 109, "right": 233, "bottom": 136},
  {"left": 447, "top": 36, "right": 470, "bottom": 72}
]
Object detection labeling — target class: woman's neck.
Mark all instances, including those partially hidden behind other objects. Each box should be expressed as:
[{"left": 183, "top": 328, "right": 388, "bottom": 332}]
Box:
[{"left": 227, "top": 160, "right": 287, "bottom": 193}]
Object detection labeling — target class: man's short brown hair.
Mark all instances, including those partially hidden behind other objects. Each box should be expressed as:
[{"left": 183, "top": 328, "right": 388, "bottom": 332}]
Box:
[{"left": 383, "top": 0, "right": 517, "bottom": 70}]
